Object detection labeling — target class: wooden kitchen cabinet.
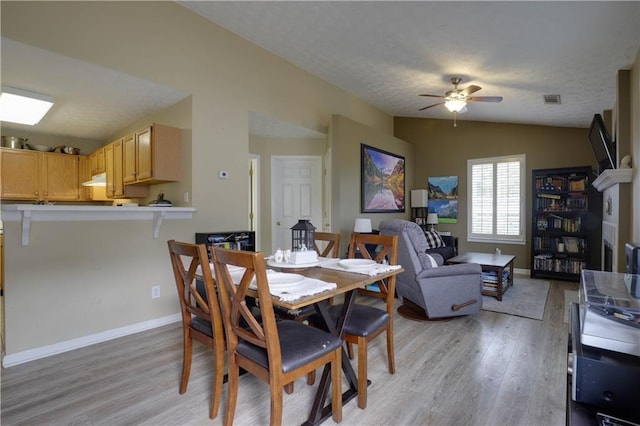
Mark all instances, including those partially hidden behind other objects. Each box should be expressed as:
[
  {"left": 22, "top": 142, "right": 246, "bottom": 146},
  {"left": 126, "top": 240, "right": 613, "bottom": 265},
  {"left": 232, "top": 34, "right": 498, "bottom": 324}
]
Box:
[
  {"left": 123, "top": 124, "right": 181, "bottom": 185},
  {"left": 78, "top": 155, "right": 92, "bottom": 201},
  {"left": 105, "top": 138, "right": 148, "bottom": 199},
  {"left": 89, "top": 147, "right": 105, "bottom": 175},
  {"left": 1, "top": 148, "right": 40, "bottom": 199},
  {"left": 105, "top": 143, "right": 115, "bottom": 198},
  {"left": 0, "top": 148, "right": 79, "bottom": 201},
  {"left": 41, "top": 153, "right": 80, "bottom": 200}
]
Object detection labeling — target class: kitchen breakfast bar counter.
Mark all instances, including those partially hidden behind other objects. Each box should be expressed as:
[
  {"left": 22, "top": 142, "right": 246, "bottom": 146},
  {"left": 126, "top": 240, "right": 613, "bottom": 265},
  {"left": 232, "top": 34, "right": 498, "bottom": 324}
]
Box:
[{"left": 1, "top": 204, "right": 197, "bottom": 246}]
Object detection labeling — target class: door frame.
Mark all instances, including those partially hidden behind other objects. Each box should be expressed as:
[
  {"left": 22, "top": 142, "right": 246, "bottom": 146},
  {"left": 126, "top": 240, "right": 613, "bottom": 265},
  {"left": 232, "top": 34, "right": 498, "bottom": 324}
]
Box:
[{"left": 249, "top": 154, "right": 260, "bottom": 251}]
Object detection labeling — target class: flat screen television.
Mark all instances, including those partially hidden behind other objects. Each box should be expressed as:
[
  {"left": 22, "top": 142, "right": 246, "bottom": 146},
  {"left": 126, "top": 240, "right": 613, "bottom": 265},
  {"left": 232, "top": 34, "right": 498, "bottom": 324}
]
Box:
[{"left": 588, "top": 113, "right": 616, "bottom": 174}]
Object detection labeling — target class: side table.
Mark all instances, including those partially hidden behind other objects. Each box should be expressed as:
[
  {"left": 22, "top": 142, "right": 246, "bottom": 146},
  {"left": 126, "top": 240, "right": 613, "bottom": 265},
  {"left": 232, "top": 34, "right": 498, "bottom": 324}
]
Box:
[{"left": 446, "top": 252, "right": 515, "bottom": 301}]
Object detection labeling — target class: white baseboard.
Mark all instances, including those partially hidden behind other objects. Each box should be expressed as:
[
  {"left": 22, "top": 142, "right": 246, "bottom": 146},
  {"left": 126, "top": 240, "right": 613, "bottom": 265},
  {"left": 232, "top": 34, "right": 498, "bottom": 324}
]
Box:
[
  {"left": 515, "top": 267, "right": 530, "bottom": 276},
  {"left": 2, "top": 313, "right": 182, "bottom": 368}
]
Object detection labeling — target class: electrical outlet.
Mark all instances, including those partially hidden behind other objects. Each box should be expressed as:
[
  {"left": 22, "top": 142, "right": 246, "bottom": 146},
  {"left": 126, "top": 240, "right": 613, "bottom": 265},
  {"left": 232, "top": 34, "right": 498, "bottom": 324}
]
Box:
[
  {"left": 151, "top": 285, "right": 161, "bottom": 299},
  {"left": 184, "top": 191, "right": 189, "bottom": 203}
]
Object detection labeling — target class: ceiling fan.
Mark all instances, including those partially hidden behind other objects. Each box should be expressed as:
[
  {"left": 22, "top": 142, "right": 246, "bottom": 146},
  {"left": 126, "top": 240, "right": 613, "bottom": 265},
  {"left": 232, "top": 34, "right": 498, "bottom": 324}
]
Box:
[{"left": 419, "top": 77, "right": 503, "bottom": 126}]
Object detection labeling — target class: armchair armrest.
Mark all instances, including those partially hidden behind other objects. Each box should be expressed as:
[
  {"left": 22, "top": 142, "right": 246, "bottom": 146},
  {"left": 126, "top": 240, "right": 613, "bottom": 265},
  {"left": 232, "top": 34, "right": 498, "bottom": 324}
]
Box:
[{"left": 416, "top": 262, "right": 481, "bottom": 280}]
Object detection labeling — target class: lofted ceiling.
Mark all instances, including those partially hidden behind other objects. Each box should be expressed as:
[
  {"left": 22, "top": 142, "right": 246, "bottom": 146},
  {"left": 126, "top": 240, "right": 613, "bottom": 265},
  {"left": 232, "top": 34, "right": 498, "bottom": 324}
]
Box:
[
  {"left": 0, "top": 38, "right": 189, "bottom": 141},
  {"left": 181, "top": 1, "right": 640, "bottom": 129},
  {"left": 1, "top": 2, "right": 639, "bottom": 143}
]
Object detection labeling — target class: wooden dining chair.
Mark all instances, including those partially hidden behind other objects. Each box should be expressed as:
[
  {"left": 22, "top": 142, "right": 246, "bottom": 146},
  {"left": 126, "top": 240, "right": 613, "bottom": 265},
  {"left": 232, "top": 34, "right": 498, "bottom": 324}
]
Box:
[
  {"left": 313, "top": 231, "right": 341, "bottom": 258},
  {"left": 167, "top": 240, "right": 226, "bottom": 419},
  {"left": 312, "top": 232, "right": 398, "bottom": 409},
  {"left": 211, "top": 247, "right": 343, "bottom": 426}
]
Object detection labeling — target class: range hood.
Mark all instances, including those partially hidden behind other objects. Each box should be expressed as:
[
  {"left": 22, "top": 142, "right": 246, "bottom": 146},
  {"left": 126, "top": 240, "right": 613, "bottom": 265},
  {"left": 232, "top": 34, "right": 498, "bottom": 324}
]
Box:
[{"left": 82, "top": 172, "right": 106, "bottom": 187}]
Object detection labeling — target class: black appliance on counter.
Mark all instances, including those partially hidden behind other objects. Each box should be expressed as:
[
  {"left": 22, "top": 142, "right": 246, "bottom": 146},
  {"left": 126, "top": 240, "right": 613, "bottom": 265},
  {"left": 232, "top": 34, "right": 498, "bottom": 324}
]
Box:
[
  {"left": 568, "top": 270, "right": 640, "bottom": 425},
  {"left": 195, "top": 231, "right": 256, "bottom": 255},
  {"left": 626, "top": 243, "right": 640, "bottom": 275}
]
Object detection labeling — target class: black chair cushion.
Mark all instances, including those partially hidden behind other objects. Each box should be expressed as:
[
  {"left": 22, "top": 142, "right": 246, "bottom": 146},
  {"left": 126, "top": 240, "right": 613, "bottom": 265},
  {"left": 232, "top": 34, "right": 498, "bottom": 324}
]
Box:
[
  {"left": 311, "top": 304, "right": 390, "bottom": 337},
  {"left": 190, "top": 317, "right": 213, "bottom": 337},
  {"left": 236, "top": 320, "right": 342, "bottom": 373}
]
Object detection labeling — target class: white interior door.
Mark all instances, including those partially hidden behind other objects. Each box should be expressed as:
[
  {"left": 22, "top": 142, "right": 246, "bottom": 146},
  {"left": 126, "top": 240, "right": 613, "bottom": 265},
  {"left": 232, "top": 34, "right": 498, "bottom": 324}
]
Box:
[{"left": 272, "top": 156, "right": 322, "bottom": 252}]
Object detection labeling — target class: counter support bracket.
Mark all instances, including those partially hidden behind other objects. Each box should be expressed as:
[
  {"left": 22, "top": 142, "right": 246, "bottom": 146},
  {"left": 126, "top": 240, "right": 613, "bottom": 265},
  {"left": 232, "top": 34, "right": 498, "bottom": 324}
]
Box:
[{"left": 1, "top": 205, "right": 196, "bottom": 246}]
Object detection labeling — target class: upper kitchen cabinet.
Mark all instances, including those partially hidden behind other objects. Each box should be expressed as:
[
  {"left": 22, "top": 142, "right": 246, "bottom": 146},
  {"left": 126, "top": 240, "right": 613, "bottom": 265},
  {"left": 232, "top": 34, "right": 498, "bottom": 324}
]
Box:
[
  {"left": 1, "top": 148, "right": 80, "bottom": 201},
  {"left": 1, "top": 148, "right": 40, "bottom": 199},
  {"left": 89, "top": 147, "right": 105, "bottom": 176},
  {"left": 42, "top": 152, "right": 80, "bottom": 200},
  {"left": 123, "top": 124, "right": 181, "bottom": 185},
  {"left": 105, "top": 138, "right": 148, "bottom": 199},
  {"left": 78, "top": 155, "right": 92, "bottom": 201}
]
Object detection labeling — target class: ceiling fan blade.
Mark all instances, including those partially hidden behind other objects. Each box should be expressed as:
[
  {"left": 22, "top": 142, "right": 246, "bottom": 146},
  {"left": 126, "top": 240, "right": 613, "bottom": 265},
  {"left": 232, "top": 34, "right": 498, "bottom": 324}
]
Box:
[
  {"left": 468, "top": 96, "right": 503, "bottom": 103},
  {"left": 418, "top": 101, "right": 445, "bottom": 111},
  {"left": 419, "top": 94, "right": 445, "bottom": 98},
  {"left": 460, "top": 85, "right": 482, "bottom": 96}
]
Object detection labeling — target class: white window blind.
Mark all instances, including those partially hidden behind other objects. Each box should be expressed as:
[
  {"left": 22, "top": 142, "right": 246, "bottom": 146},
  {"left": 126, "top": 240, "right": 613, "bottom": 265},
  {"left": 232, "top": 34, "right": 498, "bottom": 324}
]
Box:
[{"left": 467, "top": 155, "right": 526, "bottom": 244}]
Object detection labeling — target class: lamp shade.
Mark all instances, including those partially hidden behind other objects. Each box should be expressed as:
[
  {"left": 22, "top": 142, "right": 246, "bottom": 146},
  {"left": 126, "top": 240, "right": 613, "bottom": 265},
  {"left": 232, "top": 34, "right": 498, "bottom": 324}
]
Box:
[
  {"left": 410, "top": 189, "right": 428, "bottom": 208},
  {"left": 426, "top": 213, "right": 439, "bottom": 225},
  {"left": 353, "top": 218, "right": 372, "bottom": 233}
]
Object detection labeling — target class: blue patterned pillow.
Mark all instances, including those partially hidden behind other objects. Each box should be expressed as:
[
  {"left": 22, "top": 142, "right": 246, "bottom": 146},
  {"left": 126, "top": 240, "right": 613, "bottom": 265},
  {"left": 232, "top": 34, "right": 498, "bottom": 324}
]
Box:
[{"left": 424, "top": 230, "right": 444, "bottom": 249}]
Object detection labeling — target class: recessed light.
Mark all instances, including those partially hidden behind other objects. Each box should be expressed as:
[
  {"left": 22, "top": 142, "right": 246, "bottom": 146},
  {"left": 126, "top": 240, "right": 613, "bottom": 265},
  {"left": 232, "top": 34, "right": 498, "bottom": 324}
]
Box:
[{"left": 0, "top": 86, "right": 54, "bottom": 125}]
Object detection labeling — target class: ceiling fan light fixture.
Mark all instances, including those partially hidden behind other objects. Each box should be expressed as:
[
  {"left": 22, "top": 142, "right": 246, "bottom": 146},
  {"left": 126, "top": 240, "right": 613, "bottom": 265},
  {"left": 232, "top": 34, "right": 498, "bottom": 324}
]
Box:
[{"left": 445, "top": 99, "right": 466, "bottom": 112}]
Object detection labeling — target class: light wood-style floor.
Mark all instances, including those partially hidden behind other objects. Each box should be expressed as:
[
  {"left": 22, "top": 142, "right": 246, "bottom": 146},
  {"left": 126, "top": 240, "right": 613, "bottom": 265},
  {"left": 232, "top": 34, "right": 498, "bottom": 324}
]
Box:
[{"left": 1, "top": 277, "right": 577, "bottom": 426}]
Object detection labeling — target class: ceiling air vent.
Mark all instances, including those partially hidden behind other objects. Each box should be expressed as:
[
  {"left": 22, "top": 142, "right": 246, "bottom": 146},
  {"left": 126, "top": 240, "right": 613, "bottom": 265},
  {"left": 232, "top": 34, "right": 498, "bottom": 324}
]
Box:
[{"left": 543, "top": 94, "right": 561, "bottom": 105}]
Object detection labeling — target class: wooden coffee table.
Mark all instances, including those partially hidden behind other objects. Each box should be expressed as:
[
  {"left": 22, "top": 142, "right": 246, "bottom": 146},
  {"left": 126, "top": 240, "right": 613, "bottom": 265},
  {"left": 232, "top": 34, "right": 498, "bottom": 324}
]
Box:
[{"left": 446, "top": 252, "right": 516, "bottom": 301}]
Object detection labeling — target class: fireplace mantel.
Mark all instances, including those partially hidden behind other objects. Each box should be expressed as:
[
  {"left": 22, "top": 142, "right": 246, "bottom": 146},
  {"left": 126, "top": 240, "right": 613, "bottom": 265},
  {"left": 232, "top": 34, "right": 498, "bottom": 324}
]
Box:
[{"left": 592, "top": 168, "right": 633, "bottom": 192}]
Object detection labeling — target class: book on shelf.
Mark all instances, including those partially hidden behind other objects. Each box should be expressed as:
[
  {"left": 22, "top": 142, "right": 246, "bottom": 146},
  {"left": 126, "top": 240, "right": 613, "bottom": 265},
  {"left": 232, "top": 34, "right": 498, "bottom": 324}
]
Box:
[
  {"left": 481, "top": 270, "right": 510, "bottom": 284},
  {"left": 538, "top": 192, "right": 561, "bottom": 200},
  {"left": 569, "top": 178, "right": 586, "bottom": 191}
]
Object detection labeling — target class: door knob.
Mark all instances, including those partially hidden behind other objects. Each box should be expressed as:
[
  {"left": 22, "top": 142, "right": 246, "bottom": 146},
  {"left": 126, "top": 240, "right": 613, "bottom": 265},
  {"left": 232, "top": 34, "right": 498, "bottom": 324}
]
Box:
[{"left": 277, "top": 221, "right": 281, "bottom": 226}]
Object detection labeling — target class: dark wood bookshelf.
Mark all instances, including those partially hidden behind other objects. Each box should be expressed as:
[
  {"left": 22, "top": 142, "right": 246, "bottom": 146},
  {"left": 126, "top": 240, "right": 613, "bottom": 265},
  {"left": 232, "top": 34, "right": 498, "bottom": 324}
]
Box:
[{"left": 531, "top": 166, "right": 602, "bottom": 281}]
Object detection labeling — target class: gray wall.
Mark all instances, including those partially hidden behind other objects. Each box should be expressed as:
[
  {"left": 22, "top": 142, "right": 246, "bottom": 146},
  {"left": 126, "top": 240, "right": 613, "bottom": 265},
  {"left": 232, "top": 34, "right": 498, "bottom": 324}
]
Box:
[{"left": 394, "top": 117, "right": 598, "bottom": 270}]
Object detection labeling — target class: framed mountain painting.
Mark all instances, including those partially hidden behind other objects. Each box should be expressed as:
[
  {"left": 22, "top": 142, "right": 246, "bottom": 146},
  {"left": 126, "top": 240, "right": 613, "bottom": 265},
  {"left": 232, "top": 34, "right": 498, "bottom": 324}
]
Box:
[
  {"left": 427, "top": 175, "right": 458, "bottom": 223},
  {"left": 361, "top": 144, "right": 405, "bottom": 213}
]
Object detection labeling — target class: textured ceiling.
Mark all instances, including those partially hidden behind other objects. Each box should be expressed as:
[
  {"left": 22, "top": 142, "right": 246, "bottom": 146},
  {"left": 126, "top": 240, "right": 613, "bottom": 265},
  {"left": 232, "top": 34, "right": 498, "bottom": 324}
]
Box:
[
  {"left": 1, "top": 38, "right": 189, "bottom": 141},
  {"left": 2, "top": 2, "right": 639, "bottom": 142},
  {"left": 181, "top": 1, "right": 640, "bottom": 128}
]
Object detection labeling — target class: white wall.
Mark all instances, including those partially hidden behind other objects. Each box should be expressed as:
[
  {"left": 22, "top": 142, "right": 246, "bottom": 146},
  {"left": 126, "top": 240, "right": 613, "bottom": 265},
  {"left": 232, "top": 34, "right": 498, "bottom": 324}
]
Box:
[{"left": 1, "top": 1, "right": 394, "bottom": 360}]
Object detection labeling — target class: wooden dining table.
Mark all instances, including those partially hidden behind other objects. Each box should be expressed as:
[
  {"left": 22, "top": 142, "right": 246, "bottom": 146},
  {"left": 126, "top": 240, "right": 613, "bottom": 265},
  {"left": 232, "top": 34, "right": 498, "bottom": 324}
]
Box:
[{"left": 264, "top": 264, "right": 404, "bottom": 426}]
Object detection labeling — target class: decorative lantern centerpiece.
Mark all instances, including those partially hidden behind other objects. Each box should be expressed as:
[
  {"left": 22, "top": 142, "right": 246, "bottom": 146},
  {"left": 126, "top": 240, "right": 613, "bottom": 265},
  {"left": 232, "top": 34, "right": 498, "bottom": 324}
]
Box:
[{"left": 291, "top": 219, "right": 316, "bottom": 251}]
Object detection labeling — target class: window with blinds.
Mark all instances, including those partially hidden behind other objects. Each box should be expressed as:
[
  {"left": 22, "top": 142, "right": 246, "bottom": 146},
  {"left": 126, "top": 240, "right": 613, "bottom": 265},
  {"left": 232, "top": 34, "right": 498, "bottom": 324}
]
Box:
[{"left": 467, "top": 154, "right": 526, "bottom": 243}]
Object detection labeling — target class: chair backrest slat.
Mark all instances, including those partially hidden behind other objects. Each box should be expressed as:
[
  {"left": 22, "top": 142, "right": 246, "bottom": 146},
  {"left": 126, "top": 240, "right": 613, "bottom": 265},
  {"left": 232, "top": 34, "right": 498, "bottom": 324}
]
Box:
[
  {"left": 347, "top": 233, "right": 398, "bottom": 304},
  {"left": 314, "top": 232, "right": 341, "bottom": 258},
  {"left": 167, "top": 240, "right": 224, "bottom": 337},
  {"left": 212, "top": 248, "right": 282, "bottom": 362}
]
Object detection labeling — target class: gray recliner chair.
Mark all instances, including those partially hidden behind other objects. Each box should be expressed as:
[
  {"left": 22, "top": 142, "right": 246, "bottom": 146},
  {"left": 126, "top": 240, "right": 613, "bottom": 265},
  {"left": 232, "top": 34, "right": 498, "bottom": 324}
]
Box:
[{"left": 379, "top": 219, "right": 483, "bottom": 320}]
